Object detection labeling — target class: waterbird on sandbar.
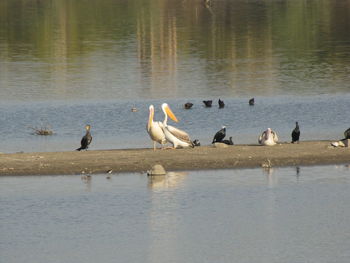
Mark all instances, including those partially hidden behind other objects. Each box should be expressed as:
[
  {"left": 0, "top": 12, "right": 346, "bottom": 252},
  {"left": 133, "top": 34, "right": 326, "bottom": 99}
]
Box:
[
  {"left": 218, "top": 99, "right": 225, "bottom": 108},
  {"left": 222, "top": 136, "right": 234, "bottom": 145},
  {"left": 161, "top": 103, "right": 194, "bottom": 149},
  {"left": 258, "top": 128, "right": 278, "bottom": 146},
  {"left": 291, "top": 122, "right": 300, "bottom": 143},
  {"left": 249, "top": 98, "right": 255, "bottom": 105},
  {"left": 184, "top": 102, "right": 193, "bottom": 109},
  {"left": 203, "top": 100, "right": 212, "bottom": 107},
  {"left": 192, "top": 139, "right": 201, "bottom": 146},
  {"left": 344, "top": 127, "right": 350, "bottom": 140},
  {"left": 212, "top": 126, "right": 226, "bottom": 143},
  {"left": 76, "top": 124, "right": 92, "bottom": 151},
  {"left": 147, "top": 105, "right": 167, "bottom": 150}
]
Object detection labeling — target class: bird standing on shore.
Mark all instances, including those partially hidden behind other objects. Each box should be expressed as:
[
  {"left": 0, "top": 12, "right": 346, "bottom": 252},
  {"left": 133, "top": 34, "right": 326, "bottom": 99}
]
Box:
[
  {"left": 258, "top": 128, "right": 278, "bottom": 146},
  {"left": 218, "top": 99, "right": 225, "bottom": 108},
  {"left": 291, "top": 122, "right": 300, "bottom": 143},
  {"left": 344, "top": 127, "right": 350, "bottom": 139},
  {"left": 147, "top": 105, "right": 167, "bottom": 150},
  {"left": 76, "top": 125, "right": 92, "bottom": 151},
  {"left": 222, "top": 136, "right": 234, "bottom": 145},
  {"left": 161, "top": 103, "right": 194, "bottom": 149},
  {"left": 212, "top": 126, "right": 226, "bottom": 143}
]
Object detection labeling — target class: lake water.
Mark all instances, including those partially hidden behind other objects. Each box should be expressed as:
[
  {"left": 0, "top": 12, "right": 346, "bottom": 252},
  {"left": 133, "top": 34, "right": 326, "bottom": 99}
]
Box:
[
  {"left": 1, "top": 1, "right": 350, "bottom": 261},
  {"left": 1, "top": 165, "right": 350, "bottom": 263},
  {"left": 0, "top": 0, "right": 350, "bottom": 152}
]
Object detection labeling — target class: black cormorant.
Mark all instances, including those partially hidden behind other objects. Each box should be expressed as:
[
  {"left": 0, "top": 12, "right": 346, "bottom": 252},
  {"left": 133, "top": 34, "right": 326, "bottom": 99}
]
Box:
[
  {"left": 344, "top": 127, "right": 350, "bottom": 139},
  {"left": 203, "top": 100, "right": 212, "bottom": 107},
  {"left": 212, "top": 126, "right": 226, "bottom": 143},
  {"left": 218, "top": 99, "right": 225, "bottom": 108},
  {"left": 77, "top": 124, "right": 92, "bottom": 151},
  {"left": 249, "top": 98, "right": 255, "bottom": 105},
  {"left": 222, "top": 136, "right": 234, "bottom": 145},
  {"left": 291, "top": 122, "right": 300, "bottom": 143}
]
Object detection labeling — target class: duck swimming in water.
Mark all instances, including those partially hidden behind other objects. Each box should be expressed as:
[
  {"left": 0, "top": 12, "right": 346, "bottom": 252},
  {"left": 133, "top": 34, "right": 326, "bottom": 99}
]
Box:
[
  {"left": 291, "top": 122, "right": 300, "bottom": 143},
  {"left": 249, "top": 98, "right": 255, "bottom": 106},
  {"left": 184, "top": 102, "right": 193, "bottom": 109},
  {"left": 76, "top": 125, "right": 92, "bottom": 151},
  {"left": 203, "top": 100, "right": 212, "bottom": 107},
  {"left": 258, "top": 128, "right": 278, "bottom": 146}
]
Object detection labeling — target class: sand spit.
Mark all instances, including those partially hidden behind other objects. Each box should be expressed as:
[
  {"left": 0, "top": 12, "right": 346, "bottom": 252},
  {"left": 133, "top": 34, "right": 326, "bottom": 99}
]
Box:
[{"left": 0, "top": 141, "right": 349, "bottom": 176}]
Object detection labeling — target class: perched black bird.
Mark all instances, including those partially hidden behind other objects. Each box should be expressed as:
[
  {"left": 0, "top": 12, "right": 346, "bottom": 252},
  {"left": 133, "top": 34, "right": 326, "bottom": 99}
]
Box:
[
  {"left": 192, "top": 139, "right": 201, "bottom": 146},
  {"left": 249, "top": 98, "right": 255, "bottom": 106},
  {"left": 203, "top": 100, "right": 212, "bottom": 107},
  {"left": 344, "top": 127, "right": 350, "bottom": 139},
  {"left": 77, "top": 124, "right": 92, "bottom": 151},
  {"left": 184, "top": 102, "right": 193, "bottom": 109},
  {"left": 291, "top": 122, "right": 300, "bottom": 143},
  {"left": 222, "top": 136, "right": 234, "bottom": 145},
  {"left": 218, "top": 99, "right": 225, "bottom": 108},
  {"left": 212, "top": 126, "right": 226, "bottom": 143}
]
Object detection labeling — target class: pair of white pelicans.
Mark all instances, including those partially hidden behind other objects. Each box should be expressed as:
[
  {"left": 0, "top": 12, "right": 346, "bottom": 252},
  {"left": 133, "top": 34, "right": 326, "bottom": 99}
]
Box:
[
  {"left": 147, "top": 103, "right": 278, "bottom": 149},
  {"left": 147, "top": 103, "right": 194, "bottom": 150}
]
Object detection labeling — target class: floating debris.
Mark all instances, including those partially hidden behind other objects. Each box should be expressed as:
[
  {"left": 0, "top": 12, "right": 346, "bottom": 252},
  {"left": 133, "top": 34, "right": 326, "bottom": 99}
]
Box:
[{"left": 30, "top": 126, "right": 53, "bottom": 136}]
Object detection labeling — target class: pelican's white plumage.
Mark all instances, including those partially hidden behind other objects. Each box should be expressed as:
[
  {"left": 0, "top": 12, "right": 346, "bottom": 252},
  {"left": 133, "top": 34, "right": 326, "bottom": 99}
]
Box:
[
  {"left": 258, "top": 128, "right": 278, "bottom": 146},
  {"left": 147, "top": 105, "right": 167, "bottom": 150},
  {"left": 161, "top": 103, "right": 194, "bottom": 149}
]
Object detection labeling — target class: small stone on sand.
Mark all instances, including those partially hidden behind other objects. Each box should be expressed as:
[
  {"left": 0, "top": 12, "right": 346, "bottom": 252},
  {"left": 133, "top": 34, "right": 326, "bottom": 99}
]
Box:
[
  {"left": 213, "top": 142, "right": 228, "bottom": 148},
  {"left": 147, "top": 164, "right": 166, "bottom": 176}
]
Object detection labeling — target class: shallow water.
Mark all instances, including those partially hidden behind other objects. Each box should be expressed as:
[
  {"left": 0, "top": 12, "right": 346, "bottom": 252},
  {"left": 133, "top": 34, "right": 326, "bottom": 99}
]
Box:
[
  {"left": 0, "top": 94, "right": 349, "bottom": 153},
  {"left": 1, "top": 165, "right": 350, "bottom": 263},
  {"left": 1, "top": 0, "right": 350, "bottom": 152}
]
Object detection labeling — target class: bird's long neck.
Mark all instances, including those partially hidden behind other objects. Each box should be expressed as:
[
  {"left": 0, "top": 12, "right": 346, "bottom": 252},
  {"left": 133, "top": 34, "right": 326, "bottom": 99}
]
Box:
[{"left": 163, "top": 108, "right": 168, "bottom": 126}]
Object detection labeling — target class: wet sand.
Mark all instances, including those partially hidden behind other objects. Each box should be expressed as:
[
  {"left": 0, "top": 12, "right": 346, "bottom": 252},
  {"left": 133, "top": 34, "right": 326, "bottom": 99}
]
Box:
[{"left": 0, "top": 141, "right": 349, "bottom": 176}]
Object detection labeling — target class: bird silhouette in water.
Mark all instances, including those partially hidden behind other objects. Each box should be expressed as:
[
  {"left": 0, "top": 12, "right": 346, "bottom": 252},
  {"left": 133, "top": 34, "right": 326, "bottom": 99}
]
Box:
[
  {"left": 77, "top": 124, "right": 92, "bottom": 151},
  {"left": 212, "top": 126, "right": 226, "bottom": 143},
  {"left": 184, "top": 102, "right": 193, "bottom": 109},
  {"left": 291, "top": 122, "right": 300, "bottom": 143},
  {"left": 249, "top": 98, "right": 255, "bottom": 105},
  {"left": 222, "top": 136, "right": 234, "bottom": 145},
  {"left": 343, "top": 127, "right": 350, "bottom": 140},
  {"left": 218, "top": 99, "right": 225, "bottom": 108},
  {"left": 203, "top": 100, "right": 212, "bottom": 107}
]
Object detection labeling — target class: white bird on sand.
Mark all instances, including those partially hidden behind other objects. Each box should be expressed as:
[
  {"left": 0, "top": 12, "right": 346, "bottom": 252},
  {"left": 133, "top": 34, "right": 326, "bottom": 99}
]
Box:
[
  {"left": 258, "top": 128, "right": 278, "bottom": 146},
  {"left": 146, "top": 105, "right": 167, "bottom": 150},
  {"left": 161, "top": 103, "right": 194, "bottom": 149}
]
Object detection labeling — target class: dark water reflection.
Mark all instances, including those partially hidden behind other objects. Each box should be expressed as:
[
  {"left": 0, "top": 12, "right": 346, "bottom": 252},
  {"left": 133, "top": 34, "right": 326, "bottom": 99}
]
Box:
[
  {"left": 1, "top": 0, "right": 350, "bottom": 101},
  {"left": 1, "top": 165, "right": 350, "bottom": 263}
]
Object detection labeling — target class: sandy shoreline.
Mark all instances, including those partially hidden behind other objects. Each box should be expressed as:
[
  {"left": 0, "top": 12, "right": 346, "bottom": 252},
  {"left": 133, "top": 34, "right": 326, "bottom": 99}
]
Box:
[{"left": 0, "top": 141, "right": 349, "bottom": 176}]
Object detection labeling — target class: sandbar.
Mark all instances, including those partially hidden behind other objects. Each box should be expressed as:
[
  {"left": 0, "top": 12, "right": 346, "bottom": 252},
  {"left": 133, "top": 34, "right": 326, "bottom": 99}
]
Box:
[{"left": 0, "top": 141, "right": 349, "bottom": 176}]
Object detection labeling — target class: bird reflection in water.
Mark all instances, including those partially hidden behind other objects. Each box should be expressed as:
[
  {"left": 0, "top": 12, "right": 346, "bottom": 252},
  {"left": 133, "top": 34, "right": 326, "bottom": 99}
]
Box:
[
  {"left": 81, "top": 174, "right": 92, "bottom": 191},
  {"left": 148, "top": 172, "right": 187, "bottom": 190}
]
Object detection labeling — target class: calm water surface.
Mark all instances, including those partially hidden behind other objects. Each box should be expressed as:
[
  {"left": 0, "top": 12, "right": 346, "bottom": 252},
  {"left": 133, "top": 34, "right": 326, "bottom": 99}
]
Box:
[
  {"left": 1, "top": 165, "right": 350, "bottom": 263},
  {"left": 1, "top": 0, "right": 350, "bottom": 152}
]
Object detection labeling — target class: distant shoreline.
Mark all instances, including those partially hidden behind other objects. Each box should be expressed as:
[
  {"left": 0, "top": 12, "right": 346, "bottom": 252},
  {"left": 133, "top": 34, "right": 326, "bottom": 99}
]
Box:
[{"left": 0, "top": 141, "right": 349, "bottom": 176}]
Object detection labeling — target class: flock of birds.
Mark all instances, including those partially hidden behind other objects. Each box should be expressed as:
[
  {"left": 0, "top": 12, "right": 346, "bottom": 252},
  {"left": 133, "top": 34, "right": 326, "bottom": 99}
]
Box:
[{"left": 75, "top": 98, "right": 350, "bottom": 151}]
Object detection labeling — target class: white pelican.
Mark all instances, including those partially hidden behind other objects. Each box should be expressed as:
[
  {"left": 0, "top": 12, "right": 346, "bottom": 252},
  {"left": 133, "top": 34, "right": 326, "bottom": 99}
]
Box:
[
  {"left": 147, "top": 105, "right": 167, "bottom": 150},
  {"left": 161, "top": 103, "right": 194, "bottom": 149},
  {"left": 258, "top": 128, "right": 278, "bottom": 146}
]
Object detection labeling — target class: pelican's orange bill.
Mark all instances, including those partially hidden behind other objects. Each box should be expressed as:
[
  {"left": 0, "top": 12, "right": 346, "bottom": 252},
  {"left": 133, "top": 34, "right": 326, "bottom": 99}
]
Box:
[{"left": 165, "top": 105, "right": 179, "bottom": 122}]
